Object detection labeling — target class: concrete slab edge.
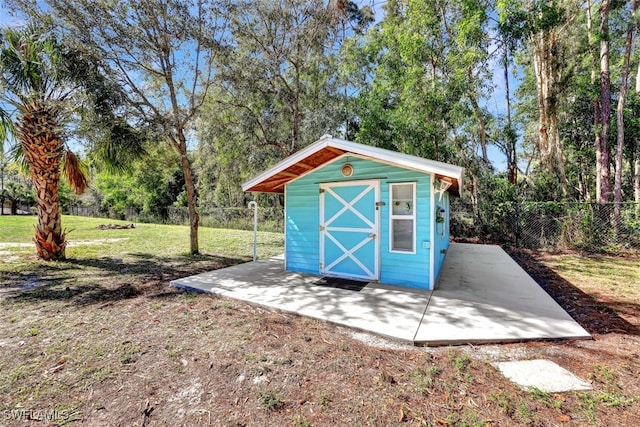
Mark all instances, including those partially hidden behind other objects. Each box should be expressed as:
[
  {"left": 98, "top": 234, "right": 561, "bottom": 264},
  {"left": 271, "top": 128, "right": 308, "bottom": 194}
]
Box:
[
  {"left": 173, "top": 280, "right": 592, "bottom": 347},
  {"left": 414, "top": 335, "right": 592, "bottom": 347},
  {"left": 171, "top": 280, "right": 415, "bottom": 346},
  {"left": 169, "top": 281, "right": 207, "bottom": 294}
]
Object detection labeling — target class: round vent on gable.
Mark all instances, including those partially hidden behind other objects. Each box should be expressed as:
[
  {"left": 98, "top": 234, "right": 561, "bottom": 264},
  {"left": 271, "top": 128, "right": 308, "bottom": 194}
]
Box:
[{"left": 341, "top": 163, "right": 354, "bottom": 177}]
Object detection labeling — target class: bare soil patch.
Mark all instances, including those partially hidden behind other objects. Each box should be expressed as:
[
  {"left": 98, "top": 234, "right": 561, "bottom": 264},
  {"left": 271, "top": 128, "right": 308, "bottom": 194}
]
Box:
[
  {"left": 96, "top": 223, "right": 136, "bottom": 230},
  {"left": 0, "top": 250, "right": 638, "bottom": 426}
]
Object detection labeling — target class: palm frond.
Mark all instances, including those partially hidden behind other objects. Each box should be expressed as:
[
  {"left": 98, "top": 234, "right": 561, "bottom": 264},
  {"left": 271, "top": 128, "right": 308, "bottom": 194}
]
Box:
[
  {"left": 8, "top": 143, "right": 29, "bottom": 174},
  {"left": 1, "top": 22, "right": 70, "bottom": 109},
  {"left": 94, "top": 120, "right": 148, "bottom": 173},
  {"left": 62, "top": 149, "right": 88, "bottom": 195},
  {"left": 0, "top": 108, "right": 15, "bottom": 153}
]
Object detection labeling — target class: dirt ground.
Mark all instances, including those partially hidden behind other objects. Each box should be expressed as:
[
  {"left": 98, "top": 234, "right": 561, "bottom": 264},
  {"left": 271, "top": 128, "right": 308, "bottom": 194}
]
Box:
[{"left": 0, "top": 250, "right": 639, "bottom": 426}]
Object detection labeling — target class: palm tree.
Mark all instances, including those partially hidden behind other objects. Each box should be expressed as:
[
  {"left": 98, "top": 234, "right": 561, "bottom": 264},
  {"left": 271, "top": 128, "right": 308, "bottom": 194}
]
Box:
[{"left": 0, "top": 24, "right": 87, "bottom": 260}]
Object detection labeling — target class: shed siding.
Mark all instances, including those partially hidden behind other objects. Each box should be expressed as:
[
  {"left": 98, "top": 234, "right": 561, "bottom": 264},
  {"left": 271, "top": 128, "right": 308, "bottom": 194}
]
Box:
[
  {"left": 380, "top": 171, "right": 431, "bottom": 289},
  {"left": 285, "top": 184, "right": 319, "bottom": 274},
  {"left": 286, "top": 156, "right": 434, "bottom": 289},
  {"left": 433, "top": 191, "right": 450, "bottom": 280}
]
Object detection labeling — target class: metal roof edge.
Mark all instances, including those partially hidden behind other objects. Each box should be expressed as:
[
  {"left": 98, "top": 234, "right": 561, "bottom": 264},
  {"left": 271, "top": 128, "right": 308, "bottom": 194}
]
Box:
[
  {"left": 242, "top": 135, "right": 464, "bottom": 194},
  {"left": 328, "top": 138, "right": 463, "bottom": 180},
  {"left": 323, "top": 137, "right": 464, "bottom": 194},
  {"left": 241, "top": 136, "right": 331, "bottom": 191}
]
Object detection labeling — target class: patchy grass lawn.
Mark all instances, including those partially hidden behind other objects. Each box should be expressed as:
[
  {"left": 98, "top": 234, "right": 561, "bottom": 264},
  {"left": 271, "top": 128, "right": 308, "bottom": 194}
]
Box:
[
  {"left": 0, "top": 215, "right": 283, "bottom": 262},
  {"left": 0, "top": 216, "right": 639, "bottom": 426},
  {"left": 539, "top": 253, "right": 640, "bottom": 306}
]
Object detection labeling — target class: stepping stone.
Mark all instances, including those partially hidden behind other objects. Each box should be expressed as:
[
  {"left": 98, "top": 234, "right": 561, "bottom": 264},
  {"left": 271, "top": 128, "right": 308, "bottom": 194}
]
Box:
[{"left": 493, "top": 359, "right": 592, "bottom": 392}]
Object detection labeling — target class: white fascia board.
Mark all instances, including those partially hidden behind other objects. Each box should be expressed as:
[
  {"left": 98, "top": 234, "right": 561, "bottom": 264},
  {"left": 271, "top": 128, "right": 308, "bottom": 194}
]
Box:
[
  {"left": 327, "top": 137, "right": 464, "bottom": 188},
  {"left": 242, "top": 135, "right": 465, "bottom": 193},
  {"left": 241, "top": 137, "right": 333, "bottom": 191},
  {"left": 329, "top": 140, "right": 463, "bottom": 179}
]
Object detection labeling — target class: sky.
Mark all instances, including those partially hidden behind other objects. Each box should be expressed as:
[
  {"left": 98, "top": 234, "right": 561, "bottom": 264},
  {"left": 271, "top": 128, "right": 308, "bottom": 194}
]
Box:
[
  {"left": 0, "top": 3, "right": 25, "bottom": 27},
  {"left": 0, "top": 1, "right": 517, "bottom": 171},
  {"left": 0, "top": 5, "right": 25, "bottom": 156}
]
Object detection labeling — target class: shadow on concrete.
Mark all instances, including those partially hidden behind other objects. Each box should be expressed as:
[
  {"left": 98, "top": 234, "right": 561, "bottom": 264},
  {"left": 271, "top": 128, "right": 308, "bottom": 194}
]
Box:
[
  {"left": 414, "top": 244, "right": 591, "bottom": 344},
  {"left": 171, "top": 258, "right": 429, "bottom": 342},
  {"left": 507, "top": 248, "right": 639, "bottom": 336},
  {"left": 171, "top": 244, "right": 592, "bottom": 345}
]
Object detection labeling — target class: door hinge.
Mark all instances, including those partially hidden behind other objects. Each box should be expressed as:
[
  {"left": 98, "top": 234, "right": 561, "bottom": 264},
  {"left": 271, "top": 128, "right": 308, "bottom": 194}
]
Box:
[{"left": 319, "top": 225, "right": 325, "bottom": 231}]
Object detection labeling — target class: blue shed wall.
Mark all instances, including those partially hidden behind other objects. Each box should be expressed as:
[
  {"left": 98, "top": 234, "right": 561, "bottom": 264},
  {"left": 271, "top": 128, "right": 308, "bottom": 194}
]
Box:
[
  {"left": 380, "top": 172, "right": 431, "bottom": 289},
  {"left": 285, "top": 156, "right": 436, "bottom": 289},
  {"left": 433, "top": 191, "right": 450, "bottom": 281}
]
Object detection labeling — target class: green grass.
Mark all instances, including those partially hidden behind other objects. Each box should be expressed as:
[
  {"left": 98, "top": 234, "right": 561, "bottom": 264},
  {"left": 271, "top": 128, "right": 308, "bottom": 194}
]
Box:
[
  {"left": 0, "top": 214, "right": 284, "bottom": 265},
  {"left": 541, "top": 254, "right": 640, "bottom": 303},
  {"left": 489, "top": 391, "right": 515, "bottom": 416},
  {"left": 529, "top": 387, "right": 563, "bottom": 409},
  {"left": 317, "top": 390, "right": 331, "bottom": 406},
  {"left": 259, "top": 390, "right": 284, "bottom": 411}
]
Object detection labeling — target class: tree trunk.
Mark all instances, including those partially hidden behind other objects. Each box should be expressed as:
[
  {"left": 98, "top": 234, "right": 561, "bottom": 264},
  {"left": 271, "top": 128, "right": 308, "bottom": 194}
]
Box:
[
  {"left": 0, "top": 163, "right": 4, "bottom": 216},
  {"left": 18, "top": 105, "right": 66, "bottom": 260},
  {"left": 587, "top": 0, "right": 602, "bottom": 201},
  {"left": 177, "top": 131, "right": 200, "bottom": 255},
  {"left": 578, "top": 164, "right": 590, "bottom": 201},
  {"left": 597, "top": 0, "right": 612, "bottom": 203},
  {"left": 635, "top": 61, "right": 640, "bottom": 212},
  {"left": 613, "top": 0, "right": 636, "bottom": 231},
  {"left": 635, "top": 149, "right": 640, "bottom": 208},
  {"left": 503, "top": 45, "right": 517, "bottom": 185},
  {"left": 469, "top": 94, "right": 488, "bottom": 167},
  {"left": 290, "top": 40, "right": 302, "bottom": 155},
  {"left": 532, "top": 28, "right": 566, "bottom": 196}
]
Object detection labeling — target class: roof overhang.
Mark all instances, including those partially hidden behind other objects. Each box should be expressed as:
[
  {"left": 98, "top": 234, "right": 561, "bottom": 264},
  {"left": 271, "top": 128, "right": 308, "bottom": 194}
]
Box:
[{"left": 242, "top": 135, "right": 464, "bottom": 197}]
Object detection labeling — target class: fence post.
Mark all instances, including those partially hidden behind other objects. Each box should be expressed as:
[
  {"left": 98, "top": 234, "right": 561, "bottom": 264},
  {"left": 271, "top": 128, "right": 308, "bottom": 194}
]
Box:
[
  {"left": 514, "top": 200, "right": 520, "bottom": 248},
  {"left": 248, "top": 201, "right": 258, "bottom": 262}
]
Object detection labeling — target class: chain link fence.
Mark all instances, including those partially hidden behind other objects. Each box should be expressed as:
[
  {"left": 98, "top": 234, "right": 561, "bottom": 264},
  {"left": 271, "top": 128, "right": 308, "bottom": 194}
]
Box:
[
  {"left": 451, "top": 201, "right": 640, "bottom": 254},
  {"left": 66, "top": 205, "right": 285, "bottom": 233},
  {"left": 67, "top": 201, "right": 640, "bottom": 253}
]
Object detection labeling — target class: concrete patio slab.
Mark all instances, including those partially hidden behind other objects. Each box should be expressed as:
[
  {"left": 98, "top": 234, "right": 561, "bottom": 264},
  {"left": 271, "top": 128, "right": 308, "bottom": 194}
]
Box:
[
  {"left": 415, "top": 244, "right": 591, "bottom": 345},
  {"left": 170, "top": 243, "right": 591, "bottom": 345},
  {"left": 172, "top": 255, "right": 431, "bottom": 342}
]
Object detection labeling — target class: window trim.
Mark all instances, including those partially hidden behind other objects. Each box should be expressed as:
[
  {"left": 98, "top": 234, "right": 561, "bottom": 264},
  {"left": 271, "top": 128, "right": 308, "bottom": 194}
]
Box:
[{"left": 389, "top": 182, "right": 416, "bottom": 254}]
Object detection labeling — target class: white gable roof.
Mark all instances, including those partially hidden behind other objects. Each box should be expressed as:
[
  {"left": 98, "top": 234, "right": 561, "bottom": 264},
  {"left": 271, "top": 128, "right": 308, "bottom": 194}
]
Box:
[{"left": 242, "top": 135, "right": 464, "bottom": 195}]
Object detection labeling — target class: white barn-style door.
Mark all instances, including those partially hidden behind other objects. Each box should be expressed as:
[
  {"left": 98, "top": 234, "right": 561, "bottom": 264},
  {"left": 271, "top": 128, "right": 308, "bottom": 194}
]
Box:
[{"left": 319, "top": 180, "right": 379, "bottom": 281}]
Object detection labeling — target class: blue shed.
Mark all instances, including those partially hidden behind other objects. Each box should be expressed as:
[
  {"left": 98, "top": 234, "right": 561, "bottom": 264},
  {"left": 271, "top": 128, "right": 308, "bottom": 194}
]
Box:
[{"left": 242, "top": 135, "right": 464, "bottom": 290}]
